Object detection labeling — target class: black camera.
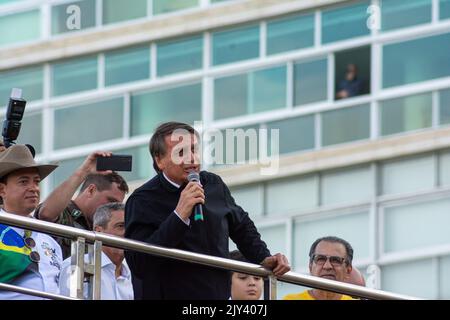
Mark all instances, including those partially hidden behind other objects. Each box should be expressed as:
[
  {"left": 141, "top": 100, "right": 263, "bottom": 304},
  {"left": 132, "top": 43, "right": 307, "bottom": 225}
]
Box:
[{"left": 2, "top": 88, "right": 26, "bottom": 148}]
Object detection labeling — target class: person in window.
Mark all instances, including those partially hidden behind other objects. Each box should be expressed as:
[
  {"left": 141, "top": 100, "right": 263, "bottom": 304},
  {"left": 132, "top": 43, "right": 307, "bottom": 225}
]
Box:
[
  {"left": 229, "top": 250, "right": 264, "bottom": 300},
  {"left": 283, "top": 236, "right": 355, "bottom": 300},
  {"left": 336, "top": 63, "right": 364, "bottom": 99}
]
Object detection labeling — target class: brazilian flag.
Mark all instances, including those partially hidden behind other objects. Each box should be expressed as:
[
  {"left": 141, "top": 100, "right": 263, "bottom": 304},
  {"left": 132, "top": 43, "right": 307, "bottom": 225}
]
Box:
[{"left": 0, "top": 224, "right": 38, "bottom": 284}]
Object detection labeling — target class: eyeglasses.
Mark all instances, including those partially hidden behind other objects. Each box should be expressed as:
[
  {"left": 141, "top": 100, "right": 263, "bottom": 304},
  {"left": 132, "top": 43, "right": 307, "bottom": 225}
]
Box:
[
  {"left": 312, "top": 254, "right": 347, "bottom": 267},
  {"left": 24, "top": 230, "right": 40, "bottom": 263}
]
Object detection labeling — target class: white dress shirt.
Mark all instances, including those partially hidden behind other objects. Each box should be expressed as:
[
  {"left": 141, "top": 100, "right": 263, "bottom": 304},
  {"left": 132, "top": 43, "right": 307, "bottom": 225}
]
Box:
[
  {"left": 59, "top": 251, "right": 134, "bottom": 300},
  {"left": 0, "top": 210, "right": 62, "bottom": 300}
]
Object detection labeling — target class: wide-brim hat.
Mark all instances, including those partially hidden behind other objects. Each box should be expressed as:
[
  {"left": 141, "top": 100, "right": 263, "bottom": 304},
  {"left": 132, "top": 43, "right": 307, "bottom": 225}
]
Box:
[{"left": 0, "top": 144, "right": 58, "bottom": 180}]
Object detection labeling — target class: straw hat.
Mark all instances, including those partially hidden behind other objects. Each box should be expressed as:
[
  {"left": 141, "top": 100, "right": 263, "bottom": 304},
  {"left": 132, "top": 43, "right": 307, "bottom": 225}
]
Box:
[{"left": 0, "top": 144, "right": 57, "bottom": 180}]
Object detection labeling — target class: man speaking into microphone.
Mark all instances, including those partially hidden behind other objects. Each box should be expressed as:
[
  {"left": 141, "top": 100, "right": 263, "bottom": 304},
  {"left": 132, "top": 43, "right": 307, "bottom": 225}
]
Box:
[{"left": 124, "top": 122, "right": 290, "bottom": 300}]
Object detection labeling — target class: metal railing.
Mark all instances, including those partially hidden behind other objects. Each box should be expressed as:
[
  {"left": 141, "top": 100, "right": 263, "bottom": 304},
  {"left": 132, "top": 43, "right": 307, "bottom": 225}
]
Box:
[{"left": 0, "top": 212, "right": 420, "bottom": 300}]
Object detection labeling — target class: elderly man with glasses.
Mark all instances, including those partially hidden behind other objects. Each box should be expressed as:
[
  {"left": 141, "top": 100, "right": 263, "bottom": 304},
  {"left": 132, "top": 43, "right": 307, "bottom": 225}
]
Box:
[
  {"left": 0, "top": 145, "right": 62, "bottom": 299},
  {"left": 283, "top": 236, "right": 355, "bottom": 300}
]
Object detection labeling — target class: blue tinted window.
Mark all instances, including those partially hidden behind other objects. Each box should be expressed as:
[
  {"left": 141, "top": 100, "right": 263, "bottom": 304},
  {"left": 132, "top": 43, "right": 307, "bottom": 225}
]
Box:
[
  {"left": 383, "top": 33, "right": 450, "bottom": 88},
  {"left": 441, "top": 0, "right": 450, "bottom": 19},
  {"left": 381, "top": 0, "right": 431, "bottom": 31},
  {"left": 439, "top": 89, "right": 450, "bottom": 125},
  {"left": 267, "top": 13, "right": 314, "bottom": 55},
  {"left": 0, "top": 10, "right": 40, "bottom": 47},
  {"left": 294, "top": 58, "right": 327, "bottom": 106},
  {"left": 157, "top": 35, "right": 202, "bottom": 76},
  {"left": 103, "top": 0, "right": 146, "bottom": 24},
  {"left": 54, "top": 98, "right": 123, "bottom": 149},
  {"left": 214, "top": 66, "right": 287, "bottom": 120},
  {"left": 380, "top": 93, "right": 432, "bottom": 136},
  {"left": 131, "top": 83, "right": 202, "bottom": 136},
  {"left": 0, "top": 66, "right": 43, "bottom": 102},
  {"left": 52, "top": 56, "right": 97, "bottom": 96},
  {"left": 52, "top": 0, "right": 96, "bottom": 34},
  {"left": 322, "top": 104, "right": 370, "bottom": 146},
  {"left": 105, "top": 46, "right": 150, "bottom": 86},
  {"left": 153, "top": 0, "right": 198, "bottom": 14},
  {"left": 321, "top": 1, "right": 370, "bottom": 44},
  {"left": 266, "top": 115, "right": 315, "bottom": 154},
  {"left": 212, "top": 24, "right": 259, "bottom": 66}
]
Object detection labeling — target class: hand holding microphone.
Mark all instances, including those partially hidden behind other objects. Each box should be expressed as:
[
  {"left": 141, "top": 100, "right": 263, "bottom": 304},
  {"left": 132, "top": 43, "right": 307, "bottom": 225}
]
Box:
[
  {"left": 187, "top": 171, "right": 204, "bottom": 221},
  {"left": 175, "top": 172, "right": 204, "bottom": 221}
]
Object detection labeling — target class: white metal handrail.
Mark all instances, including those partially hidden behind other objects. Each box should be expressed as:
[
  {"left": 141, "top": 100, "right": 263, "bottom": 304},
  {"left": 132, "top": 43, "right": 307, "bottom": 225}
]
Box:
[{"left": 0, "top": 212, "right": 420, "bottom": 300}]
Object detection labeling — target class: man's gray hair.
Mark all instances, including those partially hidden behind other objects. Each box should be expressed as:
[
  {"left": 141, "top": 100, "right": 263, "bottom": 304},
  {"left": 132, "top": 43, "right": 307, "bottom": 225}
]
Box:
[{"left": 93, "top": 202, "right": 125, "bottom": 228}]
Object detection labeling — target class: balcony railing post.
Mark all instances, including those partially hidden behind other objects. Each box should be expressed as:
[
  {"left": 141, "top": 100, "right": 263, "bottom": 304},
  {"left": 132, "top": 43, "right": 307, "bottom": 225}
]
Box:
[{"left": 69, "top": 237, "right": 86, "bottom": 299}]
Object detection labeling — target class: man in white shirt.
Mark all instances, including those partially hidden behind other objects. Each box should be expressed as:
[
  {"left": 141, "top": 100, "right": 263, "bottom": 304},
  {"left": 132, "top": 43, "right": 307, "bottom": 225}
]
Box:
[
  {"left": 59, "top": 202, "right": 133, "bottom": 299},
  {"left": 0, "top": 144, "right": 62, "bottom": 300}
]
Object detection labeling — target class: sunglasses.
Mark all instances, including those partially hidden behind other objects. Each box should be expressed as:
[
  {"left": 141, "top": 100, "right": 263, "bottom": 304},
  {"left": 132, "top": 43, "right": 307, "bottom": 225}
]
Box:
[
  {"left": 24, "top": 232, "right": 40, "bottom": 263},
  {"left": 312, "top": 254, "right": 347, "bottom": 267}
]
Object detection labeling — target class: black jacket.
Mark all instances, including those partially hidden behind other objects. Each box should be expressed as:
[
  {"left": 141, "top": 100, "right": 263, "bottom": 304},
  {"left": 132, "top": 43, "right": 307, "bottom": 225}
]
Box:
[{"left": 124, "top": 171, "right": 270, "bottom": 300}]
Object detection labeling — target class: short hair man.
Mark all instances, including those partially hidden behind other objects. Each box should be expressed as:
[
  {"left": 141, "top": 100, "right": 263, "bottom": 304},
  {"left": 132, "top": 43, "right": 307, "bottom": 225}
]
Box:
[
  {"left": 229, "top": 250, "right": 263, "bottom": 300},
  {"left": 336, "top": 63, "right": 364, "bottom": 99},
  {"left": 0, "top": 145, "right": 62, "bottom": 299},
  {"left": 125, "top": 122, "right": 290, "bottom": 300},
  {"left": 283, "top": 236, "right": 354, "bottom": 300},
  {"left": 59, "top": 202, "right": 133, "bottom": 299},
  {"left": 35, "top": 151, "right": 129, "bottom": 259}
]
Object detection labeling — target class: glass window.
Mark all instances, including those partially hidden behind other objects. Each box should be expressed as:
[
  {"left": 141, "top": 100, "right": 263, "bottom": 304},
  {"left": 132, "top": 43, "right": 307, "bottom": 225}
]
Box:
[
  {"left": 16, "top": 112, "right": 42, "bottom": 155},
  {"left": 441, "top": 0, "right": 450, "bottom": 19},
  {"left": 267, "top": 13, "right": 314, "bottom": 55},
  {"left": 229, "top": 184, "right": 264, "bottom": 218},
  {"left": 131, "top": 83, "right": 201, "bottom": 136},
  {"left": 153, "top": 0, "right": 198, "bottom": 15},
  {"left": 52, "top": 56, "right": 97, "bottom": 96},
  {"left": 381, "top": 259, "right": 435, "bottom": 299},
  {"left": 212, "top": 24, "right": 259, "bottom": 66},
  {"left": 0, "top": 10, "right": 40, "bottom": 47},
  {"left": 440, "top": 255, "right": 450, "bottom": 298},
  {"left": 266, "top": 175, "right": 318, "bottom": 215},
  {"left": 294, "top": 58, "right": 327, "bottom": 106},
  {"left": 103, "top": 0, "right": 146, "bottom": 24},
  {"left": 383, "top": 33, "right": 450, "bottom": 88},
  {"left": 439, "top": 88, "right": 450, "bottom": 125},
  {"left": 54, "top": 97, "right": 123, "bottom": 149},
  {"left": 381, "top": 0, "right": 431, "bottom": 31},
  {"left": 294, "top": 210, "right": 370, "bottom": 269},
  {"left": 210, "top": 124, "right": 260, "bottom": 166},
  {"left": 105, "top": 45, "right": 150, "bottom": 86},
  {"left": 51, "top": 0, "right": 96, "bottom": 35},
  {"left": 380, "top": 154, "right": 434, "bottom": 195},
  {"left": 115, "top": 145, "right": 154, "bottom": 182},
  {"left": 321, "top": 165, "right": 372, "bottom": 206},
  {"left": 321, "top": 1, "right": 370, "bottom": 44},
  {"left": 322, "top": 104, "right": 370, "bottom": 146},
  {"left": 0, "top": 66, "right": 43, "bottom": 103},
  {"left": 380, "top": 93, "right": 432, "bottom": 136},
  {"left": 258, "top": 224, "right": 286, "bottom": 256},
  {"left": 266, "top": 115, "right": 315, "bottom": 154},
  {"left": 214, "top": 66, "right": 286, "bottom": 120},
  {"left": 48, "top": 156, "right": 84, "bottom": 190},
  {"left": 439, "top": 150, "right": 450, "bottom": 187},
  {"left": 384, "top": 198, "right": 450, "bottom": 254},
  {"left": 157, "top": 35, "right": 202, "bottom": 76}
]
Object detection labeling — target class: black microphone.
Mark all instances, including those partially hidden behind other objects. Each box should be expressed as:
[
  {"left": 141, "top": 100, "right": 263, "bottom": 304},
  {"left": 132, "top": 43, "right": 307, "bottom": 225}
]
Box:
[{"left": 187, "top": 171, "right": 203, "bottom": 221}]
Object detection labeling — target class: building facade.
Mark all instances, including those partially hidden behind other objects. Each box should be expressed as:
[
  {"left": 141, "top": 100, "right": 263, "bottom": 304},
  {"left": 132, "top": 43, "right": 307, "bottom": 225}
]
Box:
[{"left": 1, "top": 0, "right": 450, "bottom": 299}]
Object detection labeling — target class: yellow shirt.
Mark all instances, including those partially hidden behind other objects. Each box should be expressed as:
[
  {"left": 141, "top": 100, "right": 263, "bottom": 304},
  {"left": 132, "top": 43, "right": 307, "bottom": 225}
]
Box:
[{"left": 283, "top": 290, "right": 354, "bottom": 300}]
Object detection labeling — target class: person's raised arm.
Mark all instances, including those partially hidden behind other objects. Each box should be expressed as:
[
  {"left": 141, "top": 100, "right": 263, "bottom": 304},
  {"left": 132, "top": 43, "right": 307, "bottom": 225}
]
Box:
[{"left": 37, "top": 151, "right": 112, "bottom": 222}]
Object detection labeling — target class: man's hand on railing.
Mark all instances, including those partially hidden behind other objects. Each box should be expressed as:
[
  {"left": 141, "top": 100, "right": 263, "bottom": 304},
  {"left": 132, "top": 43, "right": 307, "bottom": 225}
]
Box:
[{"left": 260, "top": 253, "right": 291, "bottom": 276}]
